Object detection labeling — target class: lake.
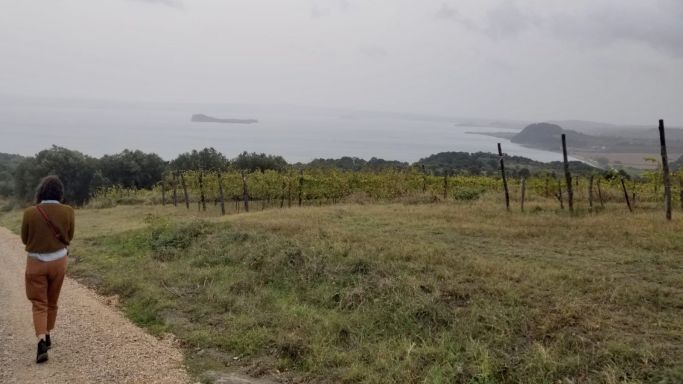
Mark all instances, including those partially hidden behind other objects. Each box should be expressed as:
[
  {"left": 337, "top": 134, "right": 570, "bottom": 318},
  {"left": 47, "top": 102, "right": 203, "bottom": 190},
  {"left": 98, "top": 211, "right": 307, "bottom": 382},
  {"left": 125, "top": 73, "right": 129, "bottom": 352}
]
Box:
[{"left": 0, "top": 101, "right": 569, "bottom": 163}]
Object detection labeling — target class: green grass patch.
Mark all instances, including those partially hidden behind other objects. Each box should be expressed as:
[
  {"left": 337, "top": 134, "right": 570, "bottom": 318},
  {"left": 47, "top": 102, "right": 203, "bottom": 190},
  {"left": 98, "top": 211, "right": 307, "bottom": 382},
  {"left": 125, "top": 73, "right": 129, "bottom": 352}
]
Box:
[{"left": 3, "top": 201, "right": 682, "bottom": 383}]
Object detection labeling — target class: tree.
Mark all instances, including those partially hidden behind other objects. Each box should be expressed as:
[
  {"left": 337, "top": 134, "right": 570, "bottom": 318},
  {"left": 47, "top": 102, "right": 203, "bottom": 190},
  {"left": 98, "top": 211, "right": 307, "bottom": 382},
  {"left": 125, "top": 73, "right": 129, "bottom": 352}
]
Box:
[
  {"left": 170, "top": 148, "right": 228, "bottom": 171},
  {"left": 14, "top": 146, "right": 98, "bottom": 205},
  {"left": 233, "top": 151, "right": 288, "bottom": 172},
  {"left": 0, "top": 153, "right": 24, "bottom": 196},
  {"left": 99, "top": 149, "right": 166, "bottom": 189}
]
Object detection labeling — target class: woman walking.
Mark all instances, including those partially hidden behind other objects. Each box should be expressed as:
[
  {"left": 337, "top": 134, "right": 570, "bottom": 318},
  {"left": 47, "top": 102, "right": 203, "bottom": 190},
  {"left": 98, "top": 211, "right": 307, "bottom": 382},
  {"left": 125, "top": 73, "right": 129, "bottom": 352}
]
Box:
[{"left": 21, "top": 176, "right": 75, "bottom": 364}]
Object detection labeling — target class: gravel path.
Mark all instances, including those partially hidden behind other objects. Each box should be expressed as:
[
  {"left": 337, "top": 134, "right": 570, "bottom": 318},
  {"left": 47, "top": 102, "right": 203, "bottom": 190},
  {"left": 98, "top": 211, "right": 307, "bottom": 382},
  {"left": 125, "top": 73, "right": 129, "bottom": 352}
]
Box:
[{"left": 0, "top": 227, "right": 193, "bottom": 384}]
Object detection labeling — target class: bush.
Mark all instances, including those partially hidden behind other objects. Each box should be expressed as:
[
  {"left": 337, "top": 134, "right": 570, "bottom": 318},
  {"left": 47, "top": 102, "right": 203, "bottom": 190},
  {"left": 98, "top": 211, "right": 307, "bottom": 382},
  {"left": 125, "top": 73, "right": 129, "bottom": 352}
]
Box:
[
  {"left": 148, "top": 220, "right": 213, "bottom": 261},
  {"left": 453, "top": 187, "right": 485, "bottom": 201}
]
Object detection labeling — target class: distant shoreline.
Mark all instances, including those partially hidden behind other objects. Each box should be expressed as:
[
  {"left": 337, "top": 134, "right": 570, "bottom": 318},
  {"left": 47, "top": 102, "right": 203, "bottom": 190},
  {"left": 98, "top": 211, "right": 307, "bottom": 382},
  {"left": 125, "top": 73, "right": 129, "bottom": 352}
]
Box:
[{"left": 191, "top": 114, "right": 258, "bottom": 124}]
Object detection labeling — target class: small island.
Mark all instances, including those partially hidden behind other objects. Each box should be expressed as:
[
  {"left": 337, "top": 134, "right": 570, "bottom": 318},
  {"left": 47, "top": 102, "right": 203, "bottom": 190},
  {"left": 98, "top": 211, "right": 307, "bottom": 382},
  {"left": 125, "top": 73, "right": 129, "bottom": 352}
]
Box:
[{"left": 191, "top": 114, "right": 258, "bottom": 124}]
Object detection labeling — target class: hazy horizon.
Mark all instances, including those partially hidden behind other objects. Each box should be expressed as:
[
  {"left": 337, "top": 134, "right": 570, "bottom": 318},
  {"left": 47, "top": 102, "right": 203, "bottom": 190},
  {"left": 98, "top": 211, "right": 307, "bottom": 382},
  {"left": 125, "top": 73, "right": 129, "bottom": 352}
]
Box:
[
  {"left": 1, "top": 0, "right": 682, "bottom": 127},
  {"left": 1, "top": 97, "right": 583, "bottom": 163}
]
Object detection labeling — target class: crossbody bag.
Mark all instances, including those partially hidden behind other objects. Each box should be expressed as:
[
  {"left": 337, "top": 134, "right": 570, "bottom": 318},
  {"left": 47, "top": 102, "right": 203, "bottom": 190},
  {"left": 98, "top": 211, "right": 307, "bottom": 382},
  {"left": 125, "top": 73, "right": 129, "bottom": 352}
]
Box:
[{"left": 35, "top": 205, "right": 69, "bottom": 246}]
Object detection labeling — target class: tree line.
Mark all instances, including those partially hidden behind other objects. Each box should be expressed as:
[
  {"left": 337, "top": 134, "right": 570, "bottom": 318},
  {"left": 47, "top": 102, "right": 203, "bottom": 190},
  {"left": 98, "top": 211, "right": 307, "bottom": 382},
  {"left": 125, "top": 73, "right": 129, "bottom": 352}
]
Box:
[
  {"left": 0, "top": 145, "right": 649, "bottom": 206},
  {"left": 2, "top": 146, "right": 288, "bottom": 205}
]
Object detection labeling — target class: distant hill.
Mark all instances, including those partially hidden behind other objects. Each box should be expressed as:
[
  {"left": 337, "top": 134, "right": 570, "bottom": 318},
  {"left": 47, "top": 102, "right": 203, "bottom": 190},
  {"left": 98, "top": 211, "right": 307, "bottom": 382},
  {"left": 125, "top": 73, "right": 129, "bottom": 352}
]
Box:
[
  {"left": 191, "top": 114, "right": 258, "bottom": 124},
  {"left": 511, "top": 123, "right": 594, "bottom": 150},
  {"left": 511, "top": 122, "right": 683, "bottom": 158},
  {"left": 307, "top": 151, "right": 599, "bottom": 177},
  {"left": 670, "top": 154, "right": 683, "bottom": 170},
  {"left": 415, "top": 151, "right": 597, "bottom": 177},
  {"left": 306, "top": 157, "right": 409, "bottom": 172}
]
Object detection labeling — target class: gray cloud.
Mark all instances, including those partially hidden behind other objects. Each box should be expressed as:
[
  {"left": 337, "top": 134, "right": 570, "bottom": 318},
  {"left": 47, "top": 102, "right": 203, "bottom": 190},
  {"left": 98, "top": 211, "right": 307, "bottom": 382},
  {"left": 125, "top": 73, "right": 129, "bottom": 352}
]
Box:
[
  {"left": 549, "top": 2, "right": 683, "bottom": 57},
  {"left": 128, "top": 0, "right": 183, "bottom": 8},
  {"left": 358, "top": 45, "right": 388, "bottom": 59},
  {"left": 483, "top": 2, "right": 538, "bottom": 39},
  {"left": 438, "top": 1, "right": 683, "bottom": 56},
  {"left": 435, "top": 3, "right": 478, "bottom": 30},
  {"left": 311, "top": 0, "right": 351, "bottom": 19},
  {"left": 435, "top": 3, "right": 456, "bottom": 20},
  {"left": 436, "top": 2, "right": 536, "bottom": 40}
]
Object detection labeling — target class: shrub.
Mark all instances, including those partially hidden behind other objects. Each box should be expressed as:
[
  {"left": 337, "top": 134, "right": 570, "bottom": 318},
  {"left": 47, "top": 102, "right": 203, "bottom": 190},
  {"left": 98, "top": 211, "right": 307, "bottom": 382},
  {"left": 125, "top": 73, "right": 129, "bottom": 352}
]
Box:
[
  {"left": 453, "top": 187, "right": 485, "bottom": 201},
  {"left": 148, "top": 220, "right": 213, "bottom": 261}
]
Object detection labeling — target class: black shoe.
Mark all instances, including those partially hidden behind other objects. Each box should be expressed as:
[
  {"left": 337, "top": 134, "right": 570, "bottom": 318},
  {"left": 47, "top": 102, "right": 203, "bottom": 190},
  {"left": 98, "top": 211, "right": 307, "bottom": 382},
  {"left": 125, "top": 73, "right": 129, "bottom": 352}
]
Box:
[
  {"left": 36, "top": 339, "right": 48, "bottom": 364},
  {"left": 45, "top": 334, "right": 51, "bottom": 350}
]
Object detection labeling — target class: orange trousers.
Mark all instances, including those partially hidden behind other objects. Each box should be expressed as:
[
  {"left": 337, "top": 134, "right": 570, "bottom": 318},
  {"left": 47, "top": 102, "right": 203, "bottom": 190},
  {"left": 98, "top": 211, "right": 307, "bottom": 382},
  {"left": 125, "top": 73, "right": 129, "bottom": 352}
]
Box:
[{"left": 25, "top": 256, "right": 67, "bottom": 337}]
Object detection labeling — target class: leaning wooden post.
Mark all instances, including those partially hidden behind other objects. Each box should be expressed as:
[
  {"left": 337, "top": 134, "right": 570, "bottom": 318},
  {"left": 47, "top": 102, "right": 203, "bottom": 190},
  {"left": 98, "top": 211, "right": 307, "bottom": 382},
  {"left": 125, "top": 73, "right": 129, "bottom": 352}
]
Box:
[
  {"left": 241, "top": 171, "right": 250, "bottom": 213},
  {"left": 180, "top": 172, "right": 190, "bottom": 210},
  {"left": 588, "top": 174, "right": 594, "bottom": 211},
  {"left": 198, "top": 171, "right": 206, "bottom": 211},
  {"left": 217, "top": 172, "right": 226, "bottom": 216},
  {"left": 520, "top": 177, "right": 526, "bottom": 212},
  {"left": 621, "top": 177, "right": 633, "bottom": 213},
  {"left": 659, "top": 119, "right": 672, "bottom": 220},
  {"left": 298, "top": 170, "right": 304, "bottom": 207},
  {"left": 498, "top": 143, "right": 510, "bottom": 211},
  {"left": 172, "top": 172, "right": 178, "bottom": 207},
  {"left": 562, "top": 134, "right": 574, "bottom": 213}
]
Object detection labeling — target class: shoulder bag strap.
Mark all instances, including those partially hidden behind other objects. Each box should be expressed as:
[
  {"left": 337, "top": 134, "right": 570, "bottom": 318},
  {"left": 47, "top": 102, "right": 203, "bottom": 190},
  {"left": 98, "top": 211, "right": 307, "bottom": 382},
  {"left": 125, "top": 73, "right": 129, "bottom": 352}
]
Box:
[{"left": 35, "top": 205, "right": 69, "bottom": 246}]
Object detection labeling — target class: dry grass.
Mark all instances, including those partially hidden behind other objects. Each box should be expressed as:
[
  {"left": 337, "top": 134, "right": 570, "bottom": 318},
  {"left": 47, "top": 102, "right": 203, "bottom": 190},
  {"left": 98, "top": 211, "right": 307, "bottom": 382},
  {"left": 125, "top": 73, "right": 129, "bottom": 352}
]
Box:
[{"left": 2, "top": 195, "right": 681, "bottom": 383}]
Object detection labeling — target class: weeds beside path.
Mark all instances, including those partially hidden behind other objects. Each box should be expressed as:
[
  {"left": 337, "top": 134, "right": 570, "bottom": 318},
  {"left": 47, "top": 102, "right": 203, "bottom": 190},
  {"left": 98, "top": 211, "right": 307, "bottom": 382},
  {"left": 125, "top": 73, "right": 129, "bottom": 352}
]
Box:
[{"left": 0, "top": 226, "right": 192, "bottom": 384}]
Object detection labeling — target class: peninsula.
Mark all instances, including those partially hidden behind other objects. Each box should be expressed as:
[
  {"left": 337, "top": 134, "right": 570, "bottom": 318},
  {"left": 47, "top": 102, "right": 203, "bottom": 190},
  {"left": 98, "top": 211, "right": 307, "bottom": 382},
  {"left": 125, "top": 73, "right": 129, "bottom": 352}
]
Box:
[{"left": 191, "top": 114, "right": 258, "bottom": 124}]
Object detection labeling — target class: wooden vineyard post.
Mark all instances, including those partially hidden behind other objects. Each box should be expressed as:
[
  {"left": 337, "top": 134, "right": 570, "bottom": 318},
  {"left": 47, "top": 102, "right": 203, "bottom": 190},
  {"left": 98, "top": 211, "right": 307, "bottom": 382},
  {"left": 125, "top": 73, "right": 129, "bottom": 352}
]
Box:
[
  {"left": 597, "top": 178, "right": 604, "bottom": 208},
  {"left": 280, "top": 179, "right": 286, "bottom": 208},
  {"left": 659, "top": 119, "right": 672, "bottom": 220},
  {"left": 443, "top": 171, "right": 449, "bottom": 199},
  {"left": 588, "top": 175, "right": 594, "bottom": 211},
  {"left": 241, "top": 171, "right": 250, "bottom": 213},
  {"left": 198, "top": 172, "right": 206, "bottom": 211},
  {"left": 545, "top": 176, "right": 549, "bottom": 198},
  {"left": 422, "top": 165, "right": 427, "bottom": 193},
  {"left": 217, "top": 172, "right": 226, "bottom": 216},
  {"left": 520, "top": 177, "right": 526, "bottom": 212},
  {"left": 298, "top": 170, "right": 304, "bottom": 207},
  {"left": 556, "top": 179, "right": 564, "bottom": 209},
  {"left": 632, "top": 180, "right": 637, "bottom": 208},
  {"left": 562, "top": 134, "right": 574, "bottom": 213},
  {"left": 180, "top": 172, "right": 190, "bottom": 210},
  {"left": 161, "top": 181, "right": 166, "bottom": 206},
  {"left": 172, "top": 172, "right": 178, "bottom": 207},
  {"left": 621, "top": 177, "right": 633, "bottom": 213},
  {"left": 498, "top": 143, "right": 510, "bottom": 211}
]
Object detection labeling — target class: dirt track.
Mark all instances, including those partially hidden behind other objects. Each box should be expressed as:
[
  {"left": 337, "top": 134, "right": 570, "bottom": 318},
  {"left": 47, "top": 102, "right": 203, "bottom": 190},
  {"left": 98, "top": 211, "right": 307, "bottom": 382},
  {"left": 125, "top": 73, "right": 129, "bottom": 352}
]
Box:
[{"left": 0, "top": 226, "right": 192, "bottom": 384}]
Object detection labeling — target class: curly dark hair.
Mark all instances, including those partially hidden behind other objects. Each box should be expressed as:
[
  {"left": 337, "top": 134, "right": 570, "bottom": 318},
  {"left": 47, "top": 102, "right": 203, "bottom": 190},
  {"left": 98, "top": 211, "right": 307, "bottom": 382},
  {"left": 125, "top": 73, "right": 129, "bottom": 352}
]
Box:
[{"left": 35, "top": 175, "right": 65, "bottom": 204}]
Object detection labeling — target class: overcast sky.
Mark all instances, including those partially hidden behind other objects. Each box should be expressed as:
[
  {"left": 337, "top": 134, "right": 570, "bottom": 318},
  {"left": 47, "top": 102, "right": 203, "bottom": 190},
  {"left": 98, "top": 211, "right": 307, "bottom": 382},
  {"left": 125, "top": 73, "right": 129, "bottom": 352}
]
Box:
[{"left": 1, "top": 0, "right": 681, "bottom": 125}]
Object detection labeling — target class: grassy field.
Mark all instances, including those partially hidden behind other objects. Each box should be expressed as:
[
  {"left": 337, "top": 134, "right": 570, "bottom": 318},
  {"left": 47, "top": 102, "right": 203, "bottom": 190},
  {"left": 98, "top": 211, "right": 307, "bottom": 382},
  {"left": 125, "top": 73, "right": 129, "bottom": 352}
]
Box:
[{"left": 1, "top": 196, "right": 682, "bottom": 383}]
